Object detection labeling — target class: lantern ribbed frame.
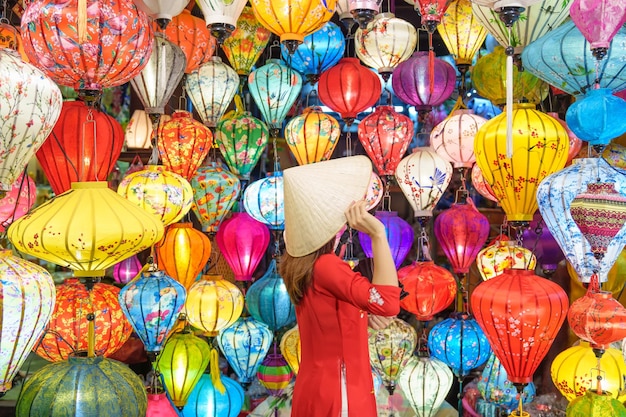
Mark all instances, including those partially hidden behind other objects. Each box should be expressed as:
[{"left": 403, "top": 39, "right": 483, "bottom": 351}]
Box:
[
  {"left": 397, "top": 356, "right": 454, "bottom": 417},
  {"left": 162, "top": 9, "right": 216, "bottom": 74},
  {"left": 257, "top": 353, "right": 294, "bottom": 395},
  {"left": 431, "top": 109, "right": 487, "bottom": 168},
  {"left": 437, "top": 0, "right": 487, "bottom": 67},
  {"left": 565, "top": 88, "right": 626, "bottom": 146},
  {"left": 398, "top": 261, "right": 457, "bottom": 321},
  {"left": 222, "top": 6, "right": 272, "bottom": 76},
  {"left": 191, "top": 162, "right": 241, "bottom": 233},
  {"left": 569, "top": 0, "right": 626, "bottom": 52},
  {"left": 182, "top": 373, "right": 245, "bottom": 417},
  {"left": 284, "top": 106, "right": 341, "bottom": 165},
  {"left": 478, "top": 353, "right": 536, "bottom": 412}
]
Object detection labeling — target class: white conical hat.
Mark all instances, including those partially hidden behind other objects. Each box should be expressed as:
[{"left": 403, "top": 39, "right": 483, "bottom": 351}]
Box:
[{"left": 283, "top": 155, "right": 373, "bottom": 257}]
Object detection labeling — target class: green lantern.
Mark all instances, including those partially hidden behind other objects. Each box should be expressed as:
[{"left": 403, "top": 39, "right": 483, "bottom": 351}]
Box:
[
  {"left": 16, "top": 355, "right": 147, "bottom": 417},
  {"left": 567, "top": 391, "right": 626, "bottom": 417}
]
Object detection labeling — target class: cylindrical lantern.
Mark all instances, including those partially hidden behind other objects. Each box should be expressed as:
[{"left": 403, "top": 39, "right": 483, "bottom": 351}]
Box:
[
  {"left": 243, "top": 172, "right": 285, "bottom": 230},
  {"left": 358, "top": 211, "right": 414, "bottom": 269},
  {"left": 162, "top": 8, "right": 216, "bottom": 74},
  {"left": 257, "top": 353, "right": 294, "bottom": 395},
  {"left": 398, "top": 261, "right": 457, "bottom": 321},
  {"left": 431, "top": 110, "right": 487, "bottom": 168},
  {"left": 222, "top": 6, "right": 271, "bottom": 76},
  {"left": 280, "top": 325, "right": 301, "bottom": 375},
  {"left": 284, "top": 106, "right": 341, "bottom": 165},
  {"left": 476, "top": 240, "right": 536, "bottom": 281},
  {"left": 0, "top": 172, "right": 37, "bottom": 232},
  {"left": 397, "top": 356, "right": 454, "bottom": 417},
  {"left": 185, "top": 275, "right": 245, "bottom": 335},
  {"left": 246, "top": 259, "right": 296, "bottom": 331},
  {"left": 112, "top": 254, "right": 143, "bottom": 285},
  {"left": 182, "top": 373, "right": 245, "bottom": 417}
]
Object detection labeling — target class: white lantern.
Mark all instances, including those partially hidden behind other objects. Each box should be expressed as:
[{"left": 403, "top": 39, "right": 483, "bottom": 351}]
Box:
[
  {"left": 133, "top": 0, "right": 188, "bottom": 29},
  {"left": 398, "top": 356, "right": 454, "bottom": 417},
  {"left": 196, "top": 0, "right": 248, "bottom": 44}
]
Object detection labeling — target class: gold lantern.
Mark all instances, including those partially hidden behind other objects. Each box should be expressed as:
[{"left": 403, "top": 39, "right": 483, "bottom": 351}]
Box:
[{"left": 284, "top": 106, "right": 341, "bottom": 165}]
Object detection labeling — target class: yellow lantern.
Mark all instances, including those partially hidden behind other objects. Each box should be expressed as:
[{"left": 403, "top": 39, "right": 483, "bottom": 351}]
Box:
[
  {"left": 222, "top": 6, "right": 271, "bottom": 76},
  {"left": 437, "top": 0, "right": 487, "bottom": 69},
  {"left": 474, "top": 104, "right": 569, "bottom": 225},
  {"left": 284, "top": 106, "right": 341, "bottom": 165},
  {"left": 279, "top": 324, "right": 301, "bottom": 375},
  {"left": 551, "top": 341, "right": 626, "bottom": 402},
  {"left": 8, "top": 182, "right": 164, "bottom": 277},
  {"left": 476, "top": 239, "right": 536, "bottom": 281}
]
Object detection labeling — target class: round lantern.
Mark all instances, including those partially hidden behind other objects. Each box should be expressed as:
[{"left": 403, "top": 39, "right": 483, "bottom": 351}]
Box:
[
  {"left": 437, "top": 0, "right": 488, "bottom": 69},
  {"left": 222, "top": 6, "right": 271, "bottom": 76},
  {"left": 474, "top": 103, "right": 569, "bottom": 225},
  {"left": 155, "top": 223, "right": 212, "bottom": 290},
  {"left": 21, "top": 0, "right": 153, "bottom": 99},
  {"left": 566, "top": 391, "right": 626, "bottom": 417},
  {"left": 358, "top": 211, "right": 414, "bottom": 269},
  {"left": 0, "top": 49, "right": 62, "bottom": 193},
  {"left": 284, "top": 106, "right": 341, "bottom": 165},
  {"left": 355, "top": 13, "right": 417, "bottom": 80},
  {"left": 190, "top": 162, "right": 241, "bottom": 234},
  {"left": 134, "top": 0, "right": 188, "bottom": 29},
  {"left": 476, "top": 240, "right": 536, "bottom": 281},
  {"left": 184, "top": 275, "right": 245, "bottom": 335},
  {"left": 521, "top": 213, "right": 565, "bottom": 275},
  {"left": 117, "top": 165, "right": 194, "bottom": 227},
  {"left": 569, "top": 0, "right": 626, "bottom": 61},
  {"left": 8, "top": 182, "right": 164, "bottom": 275},
  {"left": 156, "top": 331, "right": 211, "bottom": 409},
  {"left": 397, "top": 356, "right": 454, "bottom": 417},
  {"left": 215, "top": 212, "right": 270, "bottom": 281},
  {"left": 398, "top": 261, "right": 457, "bottom": 321},
  {"left": 471, "top": 164, "right": 498, "bottom": 203},
  {"left": 0, "top": 172, "right": 37, "bottom": 232},
  {"left": 113, "top": 254, "right": 143, "bottom": 285},
  {"left": 257, "top": 352, "right": 294, "bottom": 395},
  {"left": 552, "top": 341, "right": 626, "bottom": 402},
  {"left": 365, "top": 172, "right": 385, "bottom": 210},
  {"left": 118, "top": 270, "right": 186, "bottom": 358},
  {"left": 243, "top": 172, "right": 285, "bottom": 230},
  {"left": 185, "top": 57, "right": 239, "bottom": 128},
  {"left": 246, "top": 259, "right": 296, "bottom": 331},
  {"left": 478, "top": 353, "right": 536, "bottom": 413},
  {"left": 431, "top": 110, "right": 487, "bottom": 169},
  {"left": 317, "top": 57, "right": 382, "bottom": 125},
  {"left": 0, "top": 251, "right": 55, "bottom": 393},
  {"left": 281, "top": 21, "right": 345, "bottom": 83},
  {"left": 217, "top": 316, "right": 273, "bottom": 386},
  {"left": 357, "top": 105, "right": 414, "bottom": 178},
  {"left": 395, "top": 147, "right": 454, "bottom": 218},
  {"left": 125, "top": 109, "right": 171, "bottom": 150},
  {"left": 146, "top": 391, "right": 179, "bottom": 417},
  {"left": 566, "top": 88, "right": 626, "bottom": 147},
  {"left": 36, "top": 100, "right": 124, "bottom": 195},
  {"left": 280, "top": 325, "right": 301, "bottom": 374},
  {"left": 163, "top": 8, "right": 216, "bottom": 74},
  {"left": 196, "top": 0, "right": 248, "bottom": 44},
  {"left": 368, "top": 317, "right": 417, "bottom": 395},
  {"left": 391, "top": 51, "right": 456, "bottom": 111},
  {"left": 16, "top": 355, "right": 147, "bottom": 417},
  {"left": 471, "top": 269, "right": 569, "bottom": 385},
  {"left": 182, "top": 373, "right": 245, "bottom": 417}
]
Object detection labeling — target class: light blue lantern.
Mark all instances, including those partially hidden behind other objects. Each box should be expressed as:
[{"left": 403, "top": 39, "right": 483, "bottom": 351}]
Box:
[
  {"left": 182, "top": 373, "right": 244, "bottom": 417},
  {"left": 118, "top": 270, "right": 187, "bottom": 359},
  {"left": 522, "top": 20, "right": 626, "bottom": 96},
  {"left": 217, "top": 316, "right": 273, "bottom": 386},
  {"left": 280, "top": 21, "right": 345, "bottom": 84},
  {"left": 243, "top": 172, "right": 284, "bottom": 230},
  {"left": 245, "top": 259, "right": 296, "bottom": 331},
  {"left": 565, "top": 88, "right": 626, "bottom": 146},
  {"left": 477, "top": 354, "right": 536, "bottom": 413},
  {"left": 427, "top": 313, "right": 491, "bottom": 377}
]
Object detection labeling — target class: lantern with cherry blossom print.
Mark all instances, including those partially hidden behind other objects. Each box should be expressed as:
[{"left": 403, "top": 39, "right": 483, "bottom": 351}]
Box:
[
  {"left": 284, "top": 106, "right": 341, "bottom": 165},
  {"left": 162, "top": 8, "right": 216, "bottom": 74},
  {"left": 569, "top": 0, "right": 626, "bottom": 61},
  {"left": 191, "top": 162, "right": 241, "bottom": 234},
  {"left": 430, "top": 110, "right": 487, "bottom": 169},
  {"left": 476, "top": 239, "right": 536, "bottom": 281},
  {"left": 398, "top": 261, "right": 457, "bottom": 321},
  {"left": 0, "top": 172, "right": 36, "bottom": 232},
  {"left": 437, "top": 0, "right": 487, "bottom": 72},
  {"left": 222, "top": 6, "right": 271, "bottom": 76},
  {"left": 358, "top": 211, "right": 414, "bottom": 269},
  {"left": 471, "top": 164, "right": 498, "bottom": 203}
]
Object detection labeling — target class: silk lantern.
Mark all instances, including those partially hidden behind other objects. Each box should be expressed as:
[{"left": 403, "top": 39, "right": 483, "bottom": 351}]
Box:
[
  {"left": 146, "top": 391, "right": 179, "bottom": 417},
  {"left": 246, "top": 259, "right": 296, "bottom": 331},
  {"left": 36, "top": 100, "right": 124, "bottom": 195},
  {"left": 16, "top": 355, "right": 147, "bottom": 417},
  {"left": 113, "top": 254, "right": 143, "bottom": 285},
  {"left": 163, "top": 8, "right": 216, "bottom": 74},
  {"left": 398, "top": 356, "right": 454, "bottom": 417},
  {"left": 155, "top": 223, "right": 212, "bottom": 290},
  {"left": 368, "top": 317, "right": 417, "bottom": 395},
  {"left": 476, "top": 240, "right": 536, "bottom": 280},
  {"left": 222, "top": 6, "right": 271, "bottom": 76},
  {"left": 216, "top": 212, "right": 270, "bottom": 281},
  {"left": 471, "top": 269, "right": 569, "bottom": 386},
  {"left": 185, "top": 275, "right": 245, "bottom": 335},
  {"left": 190, "top": 162, "right": 241, "bottom": 234},
  {"left": 431, "top": 110, "right": 487, "bottom": 169},
  {"left": 478, "top": 354, "right": 536, "bottom": 412},
  {"left": 566, "top": 391, "right": 626, "bottom": 416},
  {"left": 474, "top": 103, "right": 569, "bottom": 225},
  {"left": 125, "top": 109, "right": 171, "bottom": 150},
  {"left": 118, "top": 270, "right": 186, "bottom": 359},
  {"left": 569, "top": 0, "right": 626, "bottom": 61},
  {"left": 280, "top": 325, "right": 301, "bottom": 375},
  {"left": 565, "top": 88, "right": 626, "bottom": 147},
  {"left": 21, "top": 0, "right": 153, "bottom": 101},
  {"left": 257, "top": 352, "right": 294, "bottom": 395},
  {"left": 521, "top": 213, "right": 565, "bottom": 275},
  {"left": 8, "top": 182, "right": 164, "bottom": 276},
  {"left": 359, "top": 211, "right": 414, "bottom": 269},
  {"left": 133, "top": 0, "right": 188, "bottom": 29},
  {"left": 243, "top": 172, "right": 285, "bottom": 230},
  {"left": 547, "top": 112, "right": 583, "bottom": 165},
  {"left": 471, "top": 164, "right": 498, "bottom": 203},
  {"left": 284, "top": 106, "right": 341, "bottom": 165},
  {"left": 437, "top": 0, "right": 488, "bottom": 70},
  {"left": 0, "top": 251, "right": 55, "bottom": 393},
  {"left": 0, "top": 49, "right": 62, "bottom": 193},
  {"left": 398, "top": 261, "right": 457, "bottom": 321},
  {"left": 183, "top": 373, "right": 245, "bottom": 417},
  {"left": 196, "top": 0, "right": 248, "bottom": 44},
  {"left": 0, "top": 172, "right": 37, "bottom": 232}
]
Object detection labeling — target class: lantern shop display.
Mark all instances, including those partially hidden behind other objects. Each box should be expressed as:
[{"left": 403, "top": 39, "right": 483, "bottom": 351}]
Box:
[
  {"left": 222, "top": 6, "right": 272, "bottom": 76},
  {"left": 246, "top": 259, "right": 296, "bottom": 331},
  {"left": 284, "top": 106, "right": 341, "bottom": 165},
  {"left": 243, "top": 172, "right": 285, "bottom": 230}
]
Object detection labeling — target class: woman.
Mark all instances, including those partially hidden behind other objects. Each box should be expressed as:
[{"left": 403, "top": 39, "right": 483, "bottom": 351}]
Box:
[{"left": 280, "top": 156, "right": 401, "bottom": 417}]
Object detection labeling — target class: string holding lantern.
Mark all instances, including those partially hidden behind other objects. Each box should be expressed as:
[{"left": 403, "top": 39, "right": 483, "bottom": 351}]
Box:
[
  {"left": 569, "top": 0, "right": 626, "bottom": 62},
  {"left": 196, "top": 0, "right": 249, "bottom": 44},
  {"left": 222, "top": 6, "right": 272, "bottom": 77}
]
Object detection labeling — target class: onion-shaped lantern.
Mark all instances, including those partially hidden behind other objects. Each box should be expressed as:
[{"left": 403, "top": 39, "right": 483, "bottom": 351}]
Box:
[
  {"left": 257, "top": 353, "right": 294, "bottom": 395},
  {"left": 566, "top": 88, "right": 626, "bottom": 147},
  {"left": 471, "top": 163, "right": 498, "bottom": 203},
  {"left": 222, "top": 6, "right": 271, "bottom": 76},
  {"left": 569, "top": 0, "right": 626, "bottom": 61},
  {"left": 113, "top": 254, "right": 143, "bottom": 285},
  {"left": 0, "top": 251, "right": 55, "bottom": 394},
  {"left": 157, "top": 110, "right": 214, "bottom": 181},
  {"left": 397, "top": 356, "right": 454, "bottom": 417},
  {"left": 284, "top": 106, "right": 341, "bottom": 165},
  {"left": 246, "top": 259, "right": 296, "bottom": 331},
  {"left": 280, "top": 325, "right": 301, "bottom": 374},
  {"left": 36, "top": 279, "right": 133, "bottom": 362},
  {"left": 430, "top": 110, "right": 487, "bottom": 169},
  {"left": 36, "top": 100, "right": 124, "bottom": 195},
  {"left": 476, "top": 239, "right": 536, "bottom": 280},
  {"left": 190, "top": 162, "right": 241, "bottom": 233},
  {"left": 358, "top": 211, "right": 414, "bottom": 269},
  {"left": 478, "top": 353, "right": 536, "bottom": 413},
  {"left": 368, "top": 317, "right": 417, "bottom": 395},
  {"left": 134, "top": 0, "right": 188, "bottom": 29},
  {"left": 566, "top": 391, "right": 626, "bottom": 416},
  {"left": 243, "top": 172, "right": 284, "bottom": 230},
  {"left": 118, "top": 165, "right": 194, "bottom": 227},
  {"left": 185, "top": 275, "right": 245, "bottom": 335},
  {"left": 21, "top": 0, "right": 153, "bottom": 101},
  {"left": 118, "top": 270, "right": 186, "bottom": 359},
  {"left": 0, "top": 173, "right": 37, "bottom": 232},
  {"left": 196, "top": 0, "right": 248, "bottom": 44},
  {"left": 182, "top": 373, "right": 245, "bottom": 417},
  {"left": 16, "top": 355, "right": 147, "bottom": 417},
  {"left": 163, "top": 8, "right": 216, "bottom": 74},
  {"left": 437, "top": 0, "right": 488, "bottom": 70},
  {"left": 398, "top": 261, "right": 457, "bottom": 321},
  {"left": 216, "top": 212, "right": 270, "bottom": 281}
]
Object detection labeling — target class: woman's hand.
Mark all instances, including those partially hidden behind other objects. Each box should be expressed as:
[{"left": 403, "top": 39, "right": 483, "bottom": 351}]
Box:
[
  {"left": 368, "top": 314, "right": 394, "bottom": 330},
  {"left": 345, "top": 200, "right": 385, "bottom": 238}
]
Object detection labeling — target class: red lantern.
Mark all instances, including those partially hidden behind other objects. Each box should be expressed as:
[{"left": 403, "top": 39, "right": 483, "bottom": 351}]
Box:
[
  {"left": 317, "top": 57, "right": 381, "bottom": 126},
  {"left": 471, "top": 269, "right": 569, "bottom": 385},
  {"left": 215, "top": 212, "right": 270, "bottom": 282},
  {"left": 398, "top": 261, "right": 457, "bottom": 321},
  {"left": 36, "top": 100, "right": 124, "bottom": 195},
  {"left": 162, "top": 9, "right": 216, "bottom": 74}
]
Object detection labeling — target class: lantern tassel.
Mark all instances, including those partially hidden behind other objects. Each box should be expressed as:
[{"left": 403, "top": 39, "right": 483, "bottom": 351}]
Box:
[
  {"left": 87, "top": 313, "right": 95, "bottom": 358},
  {"left": 506, "top": 50, "right": 513, "bottom": 159},
  {"left": 210, "top": 347, "right": 226, "bottom": 394},
  {"left": 78, "top": 0, "right": 87, "bottom": 44}
]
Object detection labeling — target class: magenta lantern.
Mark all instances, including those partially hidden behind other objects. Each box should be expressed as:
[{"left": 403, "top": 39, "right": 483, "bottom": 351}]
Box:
[
  {"left": 0, "top": 172, "right": 36, "bottom": 233},
  {"left": 392, "top": 51, "right": 456, "bottom": 111},
  {"left": 569, "top": 0, "right": 626, "bottom": 60},
  {"left": 146, "top": 391, "right": 178, "bottom": 417},
  {"left": 215, "top": 212, "right": 270, "bottom": 281},
  {"left": 358, "top": 211, "right": 414, "bottom": 269},
  {"left": 434, "top": 200, "right": 490, "bottom": 275},
  {"left": 113, "top": 254, "right": 143, "bottom": 285}
]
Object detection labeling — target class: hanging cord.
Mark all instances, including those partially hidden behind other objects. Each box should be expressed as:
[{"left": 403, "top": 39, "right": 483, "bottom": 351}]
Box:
[{"left": 505, "top": 26, "right": 514, "bottom": 159}]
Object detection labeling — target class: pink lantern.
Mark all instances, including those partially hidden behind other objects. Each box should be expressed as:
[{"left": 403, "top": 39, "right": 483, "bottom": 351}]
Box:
[
  {"left": 569, "top": 0, "right": 626, "bottom": 60},
  {"left": 0, "top": 172, "right": 36, "bottom": 233},
  {"left": 113, "top": 254, "right": 143, "bottom": 285},
  {"left": 146, "top": 391, "right": 178, "bottom": 417},
  {"left": 431, "top": 110, "right": 487, "bottom": 169},
  {"left": 547, "top": 112, "right": 583, "bottom": 165},
  {"left": 471, "top": 164, "right": 498, "bottom": 203},
  {"left": 216, "top": 212, "right": 270, "bottom": 281}
]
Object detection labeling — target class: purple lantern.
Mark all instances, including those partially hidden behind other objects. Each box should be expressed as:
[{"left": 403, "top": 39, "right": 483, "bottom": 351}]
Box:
[
  {"left": 113, "top": 254, "right": 143, "bottom": 285},
  {"left": 522, "top": 213, "right": 565, "bottom": 275},
  {"left": 391, "top": 51, "right": 456, "bottom": 111},
  {"left": 358, "top": 211, "right": 414, "bottom": 269}
]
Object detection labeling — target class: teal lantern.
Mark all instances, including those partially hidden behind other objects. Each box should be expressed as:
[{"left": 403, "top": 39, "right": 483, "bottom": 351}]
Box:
[
  {"left": 245, "top": 259, "right": 296, "bottom": 331},
  {"left": 565, "top": 88, "right": 626, "bottom": 147},
  {"left": 243, "top": 172, "right": 284, "bottom": 230},
  {"left": 16, "top": 355, "right": 147, "bottom": 417},
  {"left": 118, "top": 270, "right": 187, "bottom": 360},
  {"left": 217, "top": 316, "right": 273, "bottom": 386},
  {"left": 182, "top": 373, "right": 245, "bottom": 417}
]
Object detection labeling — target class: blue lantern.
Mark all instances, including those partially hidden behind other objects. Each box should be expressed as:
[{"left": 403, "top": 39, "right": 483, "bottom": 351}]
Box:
[
  {"left": 427, "top": 313, "right": 491, "bottom": 377},
  {"left": 565, "top": 88, "right": 626, "bottom": 147},
  {"left": 358, "top": 211, "right": 414, "bottom": 269},
  {"left": 280, "top": 21, "right": 345, "bottom": 84},
  {"left": 246, "top": 259, "right": 296, "bottom": 332},
  {"left": 243, "top": 172, "right": 284, "bottom": 230},
  {"left": 182, "top": 373, "right": 244, "bottom": 417},
  {"left": 217, "top": 316, "right": 273, "bottom": 386},
  {"left": 477, "top": 354, "right": 536, "bottom": 413},
  {"left": 118, "top": 270, "right": 187, "bottom": 359}
]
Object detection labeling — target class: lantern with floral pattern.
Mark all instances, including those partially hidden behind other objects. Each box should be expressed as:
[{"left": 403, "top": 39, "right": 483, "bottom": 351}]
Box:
[
  {"left": 222, "top": 6, "right": 271, "bottom": 76},
  {"left": 0, "top": 173, "right": 37, "bottom": 233},
  {"left": 163, "top": 8, "right": 216, "bottom": 74},
  {"left": 284, "top": 106, "right": 341, "bottom": 165}
]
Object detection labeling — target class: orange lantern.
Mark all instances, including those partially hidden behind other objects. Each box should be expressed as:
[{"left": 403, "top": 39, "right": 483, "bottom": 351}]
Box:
[
  {"left": 162, "top": 9, "right": 216, "bottom": 74},
  {"left": 0, "top": 21, "right": 28, "bottom": 61},
  {"left": 284, "top": 106, "right": 341, "bottom": 165}
]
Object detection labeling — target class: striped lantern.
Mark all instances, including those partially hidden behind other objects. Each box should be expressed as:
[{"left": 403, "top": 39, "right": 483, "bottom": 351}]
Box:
[{"left": 257, "top": 352, "right": 294, "bottom": 395}]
